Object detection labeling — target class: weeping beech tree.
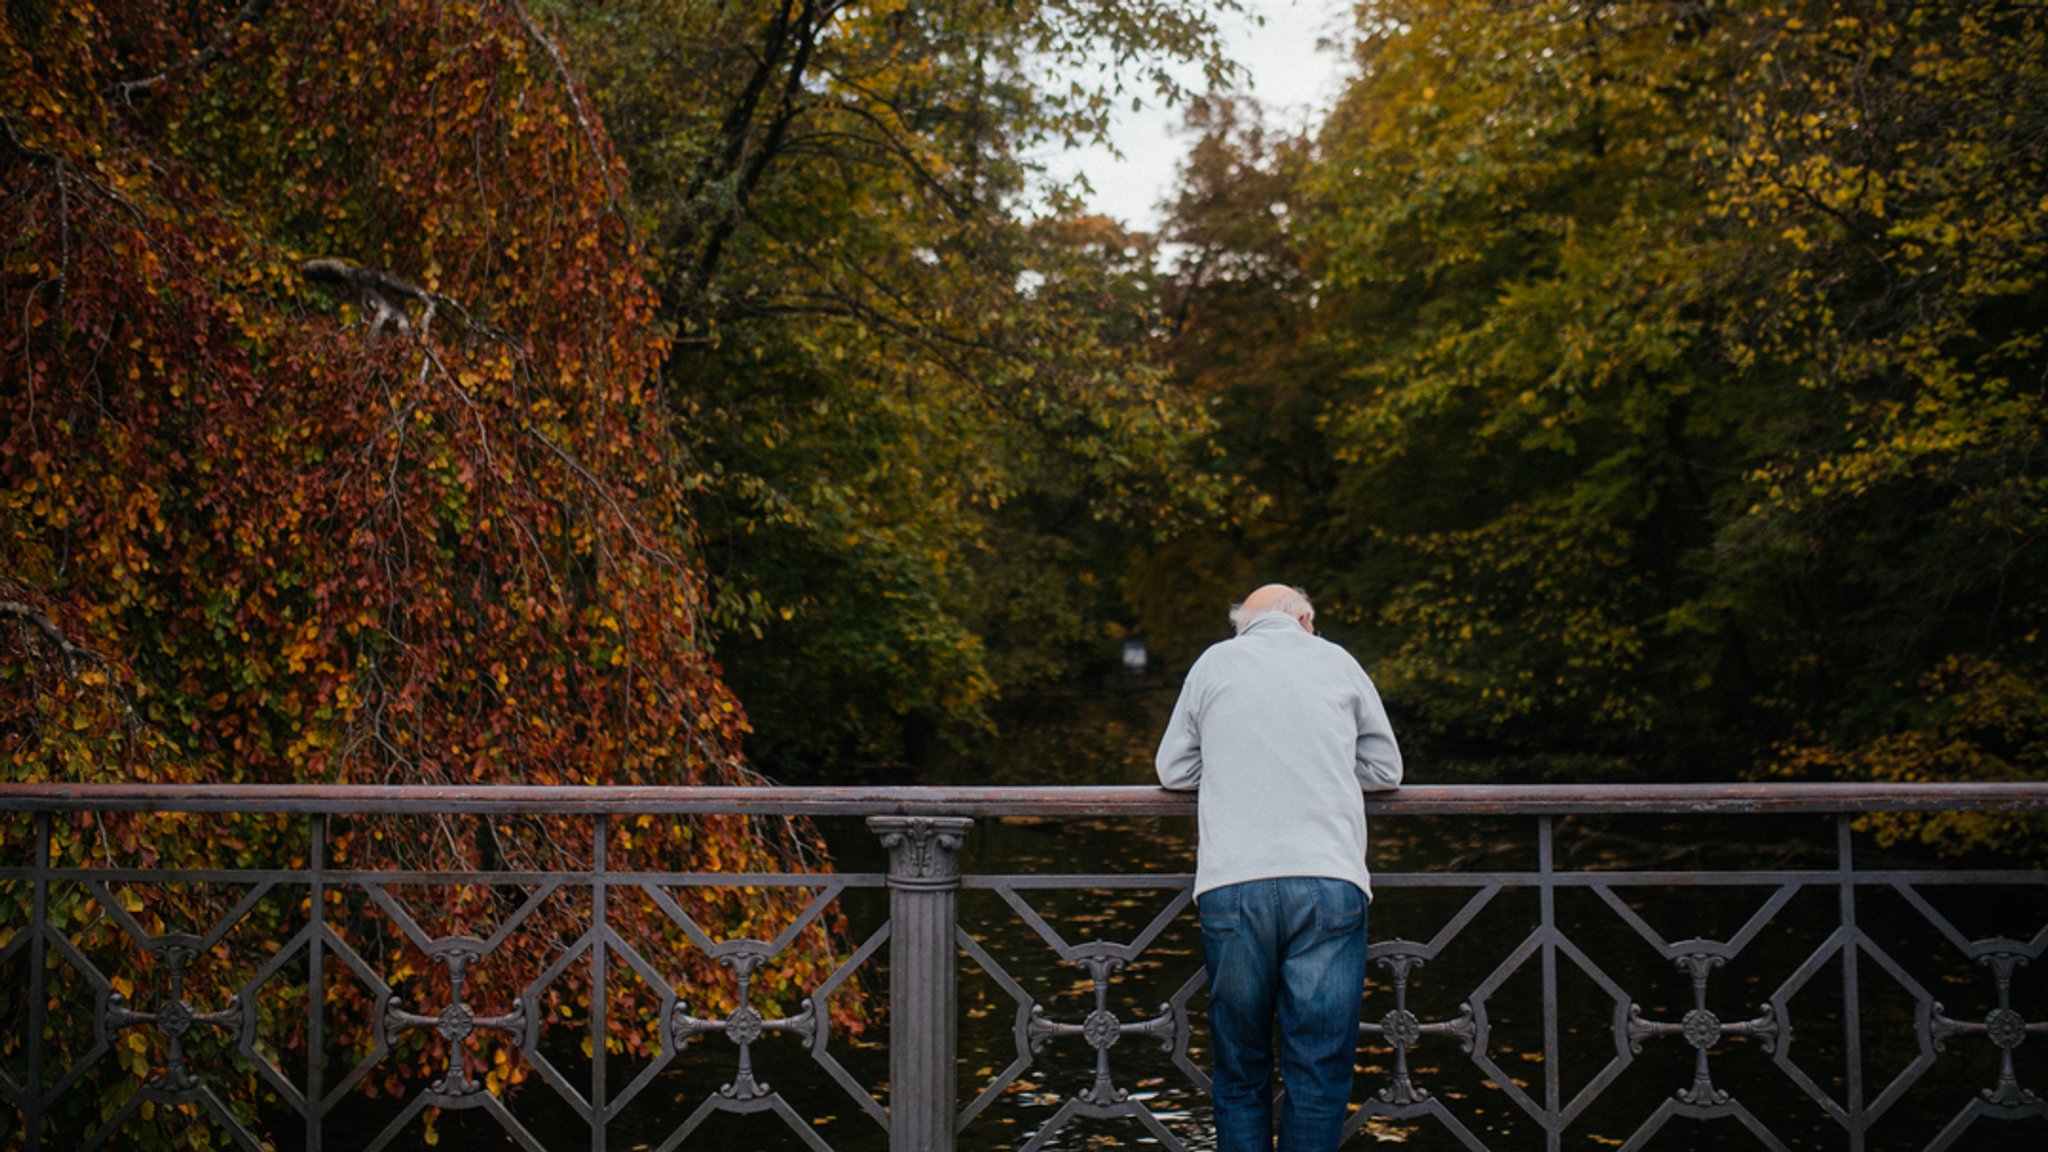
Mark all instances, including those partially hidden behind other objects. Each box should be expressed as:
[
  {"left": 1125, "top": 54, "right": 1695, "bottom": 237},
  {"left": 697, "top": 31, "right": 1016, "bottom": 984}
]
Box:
[{"left": 3, "top": 1, "right": 851, "bottom": 1135}]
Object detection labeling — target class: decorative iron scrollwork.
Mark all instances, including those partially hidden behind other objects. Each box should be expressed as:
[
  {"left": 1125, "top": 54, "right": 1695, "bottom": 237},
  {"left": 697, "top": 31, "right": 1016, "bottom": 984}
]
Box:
[
  {"left": 103, "top": 938, "right": 246, "bottom": 1095},
  {"left": 1625, "top": 951, "right": 1779, "bottom": 1107},
  {"left": 382, "top": 937, "right": 526, "bottom": 1099},
  {"left": 12, "top": 786, "right": 2048, "bottom": 1152},
  {"left": 1931, "top": 950, "right": 2048, "bottom": 1108},
  {"left": 1359, "top": 950, "right": 1477, "bottom": 1107},
  {"left": 671, "top": 944, "right": 819, "bottom": 1101},
  {"left": 1024, "top": 953, "right": 1176, "bottom": 1107}
]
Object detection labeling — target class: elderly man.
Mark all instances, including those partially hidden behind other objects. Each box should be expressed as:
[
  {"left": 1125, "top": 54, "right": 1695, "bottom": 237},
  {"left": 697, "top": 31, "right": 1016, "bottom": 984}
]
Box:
[{"left": 1156, "top": 583, "right": 1403, "bottom": 1152}]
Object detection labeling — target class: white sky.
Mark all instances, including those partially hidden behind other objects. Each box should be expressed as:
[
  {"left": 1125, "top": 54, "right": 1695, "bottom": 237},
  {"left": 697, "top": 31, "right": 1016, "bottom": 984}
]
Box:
[{"left": 1030, "top": 0, "right": 1355, "bottom": 233}]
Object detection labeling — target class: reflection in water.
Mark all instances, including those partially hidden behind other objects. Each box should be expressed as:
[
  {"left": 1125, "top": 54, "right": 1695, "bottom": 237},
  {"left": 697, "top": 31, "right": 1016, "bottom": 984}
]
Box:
[{"left": 922, "top": 677, "right": 1183, "bottom": 788}]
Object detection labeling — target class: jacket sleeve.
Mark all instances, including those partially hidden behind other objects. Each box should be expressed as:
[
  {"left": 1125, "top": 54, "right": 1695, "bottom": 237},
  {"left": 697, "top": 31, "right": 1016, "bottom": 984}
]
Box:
[
  {"left": 1353, "top": 669, "right": 1403, "bottom": 792},
  {"left": 1155, "top": 671, "right": 1204, "bottom": 791}
]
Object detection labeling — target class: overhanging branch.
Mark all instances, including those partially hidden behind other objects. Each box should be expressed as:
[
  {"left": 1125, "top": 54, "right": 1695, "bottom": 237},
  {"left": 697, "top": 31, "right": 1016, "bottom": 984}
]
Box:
[
  {"left": 0, "top": 599, "right": 101, "bottom": 675},
  {"left": 106, "top": 0, "right": 276, "bottom": 103}
]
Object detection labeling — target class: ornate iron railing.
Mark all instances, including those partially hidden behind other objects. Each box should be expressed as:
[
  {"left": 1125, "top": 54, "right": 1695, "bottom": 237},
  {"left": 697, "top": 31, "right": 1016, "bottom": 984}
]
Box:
[{"left": 1, "top": 783, "right": 2045, "bottom": 1151}]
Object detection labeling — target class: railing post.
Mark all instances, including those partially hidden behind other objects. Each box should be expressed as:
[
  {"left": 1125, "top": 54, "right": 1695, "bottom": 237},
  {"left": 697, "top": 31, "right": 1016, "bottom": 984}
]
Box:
[
  {"left": 25, "top": 811, "right": 51, "bottom": 1152},
  {"left": 1838, "top": 814, "right": 1867, "bottom": 1152},
  {"left": 308, "top": 814, "right": 327, "bottom": 1152},
  {"left": 1538, "top": 814, "right": 1560, "bottom": 1152},
  {"left": 869, "top": 816, "right": 971, "bottom": 1152},
  {"left": 591, "top": 815, "right": 609, "bottom": 1152}
]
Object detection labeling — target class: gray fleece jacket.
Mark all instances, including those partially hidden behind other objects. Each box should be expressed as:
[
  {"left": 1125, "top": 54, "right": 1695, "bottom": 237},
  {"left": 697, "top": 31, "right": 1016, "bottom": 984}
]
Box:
[{"left": 1155, "top": 611, "right": 1403, "bottom": 899}]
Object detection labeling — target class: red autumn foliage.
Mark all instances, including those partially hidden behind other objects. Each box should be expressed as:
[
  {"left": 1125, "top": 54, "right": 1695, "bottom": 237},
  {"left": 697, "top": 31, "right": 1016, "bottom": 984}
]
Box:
[{"left": 3, "top": 0, "right": 858, "bottom": 1126}]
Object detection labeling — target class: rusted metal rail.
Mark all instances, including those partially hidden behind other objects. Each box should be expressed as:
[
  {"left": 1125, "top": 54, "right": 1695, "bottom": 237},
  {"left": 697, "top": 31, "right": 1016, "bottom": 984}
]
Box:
[{"left": 2, "top": 783, "right": 2044, "bottom": 1152}]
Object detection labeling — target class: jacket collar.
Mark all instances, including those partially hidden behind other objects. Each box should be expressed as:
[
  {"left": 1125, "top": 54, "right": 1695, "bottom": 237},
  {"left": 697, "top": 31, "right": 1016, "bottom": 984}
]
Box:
[{"left": 1238, "top": 611, "right": 1304, "bottom": 636}]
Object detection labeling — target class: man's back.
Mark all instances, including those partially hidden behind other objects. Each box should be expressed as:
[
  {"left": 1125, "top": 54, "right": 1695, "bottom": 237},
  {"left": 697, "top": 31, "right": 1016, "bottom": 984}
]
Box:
[{"left": 1156, "top": 611, "right": 1402, "bottom": 899}]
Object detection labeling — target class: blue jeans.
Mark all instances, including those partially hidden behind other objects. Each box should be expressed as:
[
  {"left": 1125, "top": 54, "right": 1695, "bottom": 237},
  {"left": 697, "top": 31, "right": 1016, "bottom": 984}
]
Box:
[{"left": 1199, "top": 877, "right": 1369, "bottom": 1152}]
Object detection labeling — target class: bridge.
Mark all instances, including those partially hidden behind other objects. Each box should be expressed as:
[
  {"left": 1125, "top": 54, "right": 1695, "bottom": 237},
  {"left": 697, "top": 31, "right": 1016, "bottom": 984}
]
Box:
[{"left": 2, "top": 782, "right": 2045, "bottom": 1151}]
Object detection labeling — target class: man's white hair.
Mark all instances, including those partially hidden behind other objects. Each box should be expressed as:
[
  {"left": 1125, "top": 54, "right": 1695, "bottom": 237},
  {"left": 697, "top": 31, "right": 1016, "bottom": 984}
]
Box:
[{"left": 1229, "top": 586, "right": 1314, "bottom": 634}]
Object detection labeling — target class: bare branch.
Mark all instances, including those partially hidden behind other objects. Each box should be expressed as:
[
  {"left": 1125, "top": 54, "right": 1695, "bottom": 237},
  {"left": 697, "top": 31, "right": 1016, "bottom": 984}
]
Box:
[
  {"left": 106, "top": 0, "right": 275, "bottom": 103},
  {"left": 1, "top": 112, "right": 148, "bottom": 228},
  {"left": 301, "top": 257, "right": 527, "bottom": 352},
  {"left": 303, "top": 258, "right": 435, "bottom": 348},
  {"left": 669, "top": 0, "right": 852, "bottom": 302},
  {"left": 303, "top": 257, "right": 433, "bottom": 319},
  {"left": 506, "top": 0, "right": 628, "bottom": 227},
  {"left": 0, "top": 599, "right": 101, "bottom": 674}
]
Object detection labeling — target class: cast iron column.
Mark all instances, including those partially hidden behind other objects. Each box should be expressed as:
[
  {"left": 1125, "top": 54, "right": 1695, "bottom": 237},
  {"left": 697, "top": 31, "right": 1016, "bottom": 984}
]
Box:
[{"left": 869, "top": 815, "right": 972, "bottom": 1152}]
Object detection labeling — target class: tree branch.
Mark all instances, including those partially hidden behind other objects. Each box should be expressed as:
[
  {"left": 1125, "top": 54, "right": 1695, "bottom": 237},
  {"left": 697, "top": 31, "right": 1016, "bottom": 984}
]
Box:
[
  {"left": 0, "top": 600, "right": 100, "bottom": 674},
  {"left": 301, "top": 257, "right": 526, "bottom": 351},
  {"left": 106, "top": 0, "right": 275, "bottom": 103},
  {"left": 303, "top": 257, "right": 435, "bottom": 342},
  {"left": 506, "top": 0, "right": 628, "bottom": 226}
]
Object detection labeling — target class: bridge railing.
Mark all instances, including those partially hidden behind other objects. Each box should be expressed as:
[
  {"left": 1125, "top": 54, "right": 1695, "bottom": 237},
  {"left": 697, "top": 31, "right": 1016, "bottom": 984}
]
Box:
[{"left": 1, "top": 783, "right": 2044, "bottom": 1151}]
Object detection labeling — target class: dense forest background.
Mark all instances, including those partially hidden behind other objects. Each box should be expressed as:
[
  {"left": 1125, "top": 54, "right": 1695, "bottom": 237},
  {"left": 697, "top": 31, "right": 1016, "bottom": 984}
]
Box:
[{"left": 6, "top": 2, "right": 2045, "bottom": 848}]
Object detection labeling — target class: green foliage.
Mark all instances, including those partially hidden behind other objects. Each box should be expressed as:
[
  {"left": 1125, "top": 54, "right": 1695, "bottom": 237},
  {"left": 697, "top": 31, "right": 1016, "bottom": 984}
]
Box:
[
  {"left": 1125, "top": 97, "right": 1326, "bottom": 667},
  {"left": 546, "top": 0, "right": 1236, "bottom": 774},
  {"left": 1149, "top": 1, "right": 2048, "bottom": 801}
]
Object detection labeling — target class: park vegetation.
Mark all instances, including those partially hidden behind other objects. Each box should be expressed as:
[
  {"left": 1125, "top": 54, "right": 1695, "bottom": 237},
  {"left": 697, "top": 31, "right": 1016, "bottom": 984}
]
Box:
[
  {"left": 1, "top": 0, "right": 2044, "bottom": 1131},
  {"left": 1145, "top": 1, "right": 2046, "bottom": 858},
  {"left": 7, "top": 0, "right": 2046, "bottom": 824}
]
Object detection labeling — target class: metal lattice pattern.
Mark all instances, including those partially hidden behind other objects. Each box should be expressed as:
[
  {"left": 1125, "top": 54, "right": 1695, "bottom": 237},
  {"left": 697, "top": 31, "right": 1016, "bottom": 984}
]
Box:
[
  {"left": 955, "top": 877, "right": 1201, "bottom": 1151},
  {"left": 0, "top": 814, "right": 892, "bottom": 1151},
  {"left": 1, "top": 785, "right": 2045, "bottom": 1151},
  {"left": 938, "top": 826, "right": 2048, "bottom": 1152},
  {"left": 1334, "top": 820, "right": 2048, "bottom": 1151}
]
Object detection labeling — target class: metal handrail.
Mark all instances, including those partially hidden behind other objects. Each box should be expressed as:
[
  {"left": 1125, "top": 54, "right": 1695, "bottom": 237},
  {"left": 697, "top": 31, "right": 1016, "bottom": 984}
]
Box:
[{"left": 6, "top": 780, "right": 2048, "bottom": 815}]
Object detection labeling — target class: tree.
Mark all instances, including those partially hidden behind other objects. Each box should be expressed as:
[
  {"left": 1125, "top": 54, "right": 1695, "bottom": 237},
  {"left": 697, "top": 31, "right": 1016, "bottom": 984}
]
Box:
[
  {"left": 3, "top": 1, "right": 847, "bottom": 1135},
  {"left": 1706, "top": 2, "right": 2048, "bottom": 848},
  {"left": 1290, "top": 0, "right": 1751, "bottom": 772},
  {"left": 1153, "top": 1, "right": 2048, "bottom": 808},
  {"left": 544, "top": 0, "right": 1236, "bottom": 775},
  {"left": 1128, "top": 96, "right": 1332, "bottom": 668}
]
